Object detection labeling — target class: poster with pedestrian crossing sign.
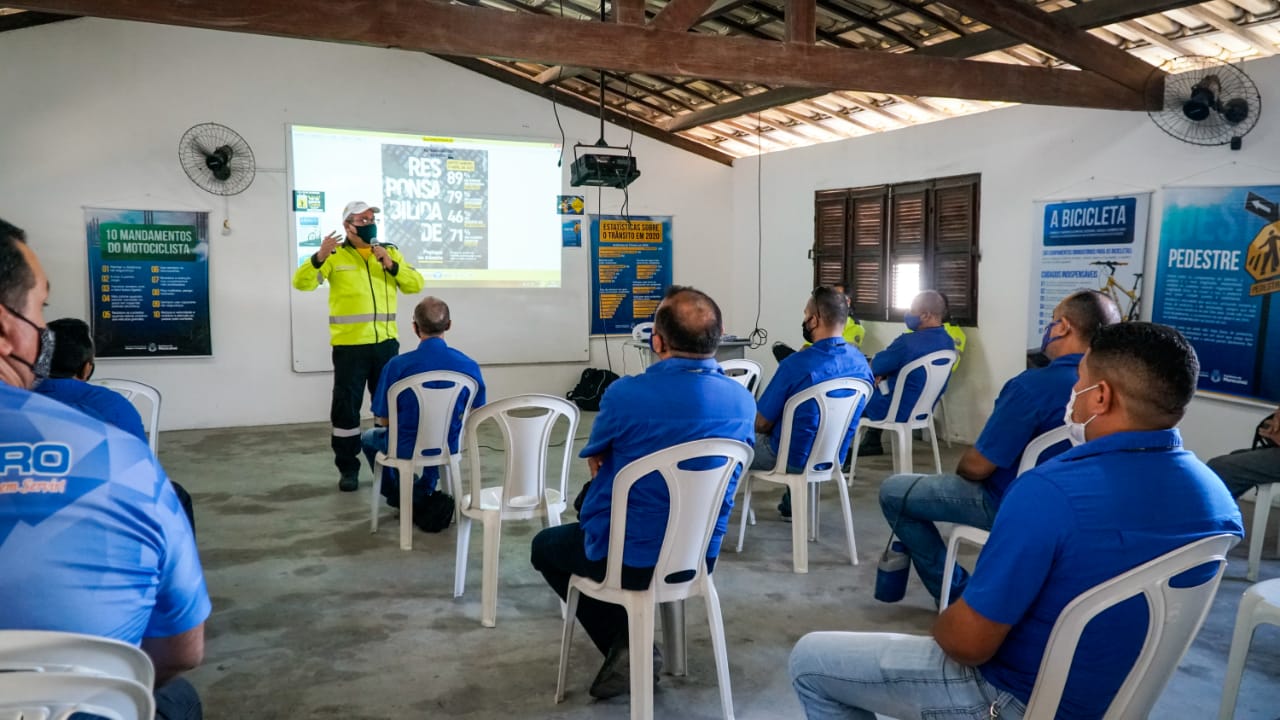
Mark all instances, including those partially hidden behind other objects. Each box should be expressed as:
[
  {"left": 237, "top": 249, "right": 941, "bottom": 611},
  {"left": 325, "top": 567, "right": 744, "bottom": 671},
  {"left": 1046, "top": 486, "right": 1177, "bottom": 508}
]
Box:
[{"left": 1152, "top": 185, "right": 1280, "bottom": 403}]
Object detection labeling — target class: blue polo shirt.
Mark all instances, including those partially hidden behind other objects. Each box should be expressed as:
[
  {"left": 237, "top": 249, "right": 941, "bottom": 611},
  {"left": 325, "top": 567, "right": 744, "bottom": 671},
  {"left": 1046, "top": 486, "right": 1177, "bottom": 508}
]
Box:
[
  {"left": 578, "top": 357, "right": 755, "bottom": 567},
  {"left": 865, "top": 326, "right": 954, "bottom": 422},
  {"left": 972, "top": 353, "right": 1082, "bottom": 500},
  {"left": 756, "top": 337, "right": 873, "bottom": 469},
  {"left": 965, "top": 429, "right": 1243, "bottom": 719},
  {"left": 34, "top": 377, "right": 148, "bottom": 445},
  {"left": 0, "top": 383, "right": 210, "bottom": 645},
  {"left": 372, "top": 337, "right": 486, "bottom": 475}
]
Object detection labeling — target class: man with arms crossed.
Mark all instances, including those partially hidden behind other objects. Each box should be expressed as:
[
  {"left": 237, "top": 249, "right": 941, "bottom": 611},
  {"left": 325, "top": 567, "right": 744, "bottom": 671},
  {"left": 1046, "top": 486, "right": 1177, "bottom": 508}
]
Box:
[
  {"left": 879, "top": 290, "right": 1119, "bottom": 603},
  {"left": 0, "top": 219, "right": 210, "bottom": 719},
  {"left": 531, "top": 286, "right": 754, "bottom": 699},
  {"left": 790, "top": 322, "right": 1243, "bottom": 719}
]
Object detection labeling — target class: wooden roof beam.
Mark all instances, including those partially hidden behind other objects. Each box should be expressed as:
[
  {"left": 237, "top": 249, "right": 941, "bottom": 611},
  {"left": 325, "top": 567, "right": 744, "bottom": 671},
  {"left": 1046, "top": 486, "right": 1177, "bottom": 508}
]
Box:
[
  {"left": 801, "top": 99, "right": 878, "bottom": 132},
  {"left": 786, "top": 0, "right": 816, "bottom": 44},
  {"left": 650, "top": 0, "right": 719, "bottom": 32},
  {"left": 1181, "top": 5, "right": 1276, "bottom": 56},
  {"left": 1117, "top": 19, "right": 1190, "bottom": 57}
]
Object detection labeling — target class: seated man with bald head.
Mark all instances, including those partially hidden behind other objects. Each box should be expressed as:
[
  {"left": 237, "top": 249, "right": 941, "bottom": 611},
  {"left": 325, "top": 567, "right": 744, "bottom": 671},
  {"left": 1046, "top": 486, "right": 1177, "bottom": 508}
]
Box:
[
  {"left": 531, "top": 285, "right": 755, "bottom": 700},
  {"left": 361, "top": 296, "right": 485, "bottom": 515}
]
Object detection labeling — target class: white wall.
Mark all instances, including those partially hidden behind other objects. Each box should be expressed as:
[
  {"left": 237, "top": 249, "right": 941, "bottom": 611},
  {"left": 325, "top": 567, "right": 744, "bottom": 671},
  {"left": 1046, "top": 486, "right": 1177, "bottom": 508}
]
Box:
[
  {"left": 0, "top": 18, "right": 734, "bottom": 430},
  {"left": 729, "top": 56, "right": 1280, "bottom": 460}
]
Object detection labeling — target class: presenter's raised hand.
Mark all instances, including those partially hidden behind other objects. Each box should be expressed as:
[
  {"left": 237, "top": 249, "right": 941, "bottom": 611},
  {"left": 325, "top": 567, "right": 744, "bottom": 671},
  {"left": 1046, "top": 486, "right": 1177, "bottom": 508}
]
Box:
[
  {"left": 318, "top": 232, "right": 342, "bottom": 261},
  {"left": 371, "top": 244, "right": 394, "bottom": 270}
]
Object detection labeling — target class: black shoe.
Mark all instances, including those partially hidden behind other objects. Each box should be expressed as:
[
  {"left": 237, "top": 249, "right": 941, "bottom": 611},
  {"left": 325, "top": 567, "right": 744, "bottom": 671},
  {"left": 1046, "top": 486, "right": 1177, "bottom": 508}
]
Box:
[
  {"left": 777, "top": 490, "right": 792, "bottom": 522},
  {"left": 857, "top": 442, "right": 884, "bottom": 457},
  {"left": 588, "top": 639, "right": 662, "bottom": 700},
  {"left": 338, "top": 473, "right": 359, "bottom": 492}
]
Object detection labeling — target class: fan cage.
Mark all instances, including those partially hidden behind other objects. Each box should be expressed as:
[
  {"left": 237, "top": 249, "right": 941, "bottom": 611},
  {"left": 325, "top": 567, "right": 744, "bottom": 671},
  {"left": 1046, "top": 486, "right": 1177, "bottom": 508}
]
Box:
[{"left": 178, "top": 123, "right": 256, "bottom": 196}]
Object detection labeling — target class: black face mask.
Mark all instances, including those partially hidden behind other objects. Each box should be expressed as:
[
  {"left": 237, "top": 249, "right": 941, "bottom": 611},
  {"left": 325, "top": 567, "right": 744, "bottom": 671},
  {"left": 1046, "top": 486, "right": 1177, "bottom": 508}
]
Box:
[
  {"left": 355, "top": 223, "right": 378, "bottom": 243},
  {"left": 3, "top": 304, "right": 54, "bottom": 389},
  {"left": 801, "top": 317, "right": 816, "bottom": 345}
]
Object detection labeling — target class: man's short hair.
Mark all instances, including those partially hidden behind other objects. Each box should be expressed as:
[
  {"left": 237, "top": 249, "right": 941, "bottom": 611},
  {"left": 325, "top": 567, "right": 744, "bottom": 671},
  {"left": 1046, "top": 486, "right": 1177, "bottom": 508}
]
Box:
[
  {"left": 0, "top": 218, "right": 33, "bottom": 310},
  {"left": 914, "top": 290, "right": 947, "bottom": 317},
  {"left": 414, "top": 296, "right": 450, "bottom": 335},
  {"left": 655, "top": 285, "right": 722, "bottom": 356},
  {"left": 48, "top": 318, "right": 94, "bottom": 378},
  {"left": 1088, "top": 322, "right": 1199, "bottom": 428},
  {"left": 1060, "top": 290, "right": 1121, "bottom": 342},
  {"left": 811, "top": 286, "right": 850, "bottom": 327}
]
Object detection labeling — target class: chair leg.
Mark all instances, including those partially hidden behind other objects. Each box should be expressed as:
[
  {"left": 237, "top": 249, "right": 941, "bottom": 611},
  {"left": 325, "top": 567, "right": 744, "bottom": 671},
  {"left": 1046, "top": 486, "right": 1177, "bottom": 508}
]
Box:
[
  {"left": 736, "top": 477, "right": 753, "bottom": 553},
  {"left": 658, "top": 600, "right": 687, "bottom": 677},
  {"left": 454, "top": 513, "right": 472, "bottom": 598},
  {"left": 810, "top": 480, "right": 820, "bottom": 542},
  {"left": 928, "top": 419, "right": 943, "bottom": 475},
  {"left": 556, "top": 587, "right": 581, "bottom": 703},
  {"left": 939, "top": 532, "right": 960, "bottom": 612},
  {"left": 400, "top": 464, "right": 415, "bottom": 551},
  {"left": 848, "top": 426, "right": 865, "bottom": 481},
  {"left": 834, "top": 471, "right": 858, "bottom": 566},
  {"left": 704, "top": 579, "right": 736, "bottom": 720},
  {"left": 480, "top": 515, "right": 502, "bottom": 628},
  {"left": 626, "top": 597, "right": 656, "bottom": 720},
  {"left": 448, "top": 460, "right": 463, "bottom": 526},
  {"left": 1248, "top": 484, "right": 1275, "bottom": 582},
  {"left": 893, "top": 427, "right": 912, "bottom": 475},
  {"left": 1216, "top": 589, "right": 1263, "bottom": 720},
  {"left": 791, "top": 479, "right": 809, "bottom": 574},
  {"left": 370, "top": 460, "right": 382, "bottom": 534}
]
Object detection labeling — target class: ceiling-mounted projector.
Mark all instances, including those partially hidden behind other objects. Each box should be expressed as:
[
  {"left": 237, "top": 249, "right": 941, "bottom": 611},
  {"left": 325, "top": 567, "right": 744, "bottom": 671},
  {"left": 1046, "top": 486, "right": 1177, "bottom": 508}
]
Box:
[{"left": 570, "top": 142, "right": 641, "bottom": 189}]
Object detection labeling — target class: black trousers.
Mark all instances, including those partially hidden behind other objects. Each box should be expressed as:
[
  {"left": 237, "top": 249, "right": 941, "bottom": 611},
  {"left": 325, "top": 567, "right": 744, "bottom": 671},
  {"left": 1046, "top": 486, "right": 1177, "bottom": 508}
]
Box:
[{"left": 330, "top": 339, "right": 399, "bottom": 476}]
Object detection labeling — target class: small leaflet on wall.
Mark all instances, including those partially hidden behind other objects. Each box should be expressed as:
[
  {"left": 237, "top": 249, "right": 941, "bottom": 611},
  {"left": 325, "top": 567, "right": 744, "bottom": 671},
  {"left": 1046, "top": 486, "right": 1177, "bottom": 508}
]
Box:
[
  {"left": 590, "top": 215, "right": 673, "bottom": 335},
  {"left": 85, "top": 208, "right": 212, "bottom": 357}
]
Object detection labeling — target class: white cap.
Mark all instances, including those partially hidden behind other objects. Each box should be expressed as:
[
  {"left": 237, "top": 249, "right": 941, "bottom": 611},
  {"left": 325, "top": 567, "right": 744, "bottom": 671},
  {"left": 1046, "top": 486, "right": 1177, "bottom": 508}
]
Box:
[{"left": 341, "top": 201, "right": 381, "bottom": 220}]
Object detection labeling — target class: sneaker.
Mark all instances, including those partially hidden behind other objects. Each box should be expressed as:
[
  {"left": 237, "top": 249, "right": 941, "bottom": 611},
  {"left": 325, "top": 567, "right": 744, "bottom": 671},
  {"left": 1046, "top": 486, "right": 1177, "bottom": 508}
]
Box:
[
  {"left": 777, "top": 490, "right": 792, "bottom": 522},
  {"left": 338, "top": 473, "right": 359, "bottom": 492}
]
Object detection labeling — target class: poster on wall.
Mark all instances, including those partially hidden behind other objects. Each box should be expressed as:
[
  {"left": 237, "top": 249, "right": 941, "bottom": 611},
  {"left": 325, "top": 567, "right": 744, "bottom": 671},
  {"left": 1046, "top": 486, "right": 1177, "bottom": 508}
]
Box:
[
  {"left": 1152, "top": 186, "right": 1280, "bottom": 404},
  {"left": 590, "top": 215, "right": 673, "bottom": 335},
  {"left": 1027, "top": 193, "right": 1151, "bottom": 348},
  {"left": 85, "top": 208, "right": 212, "bottom": 358}
]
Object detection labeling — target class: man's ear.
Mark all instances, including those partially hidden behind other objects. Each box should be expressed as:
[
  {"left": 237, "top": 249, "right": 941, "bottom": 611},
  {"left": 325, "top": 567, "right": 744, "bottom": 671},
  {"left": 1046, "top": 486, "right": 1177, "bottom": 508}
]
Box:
[
  {"left": 651, "top": 332, "right": 665, "bottom": 355},
  {"left": 78, "top": 360, "right": 94, "bottom": 382},
  {"left": 1093, "top": 379, "right": 1115, "bottom": 416},
  {"left": 444, "top": 320, "right": 452, "bottom": 333}
]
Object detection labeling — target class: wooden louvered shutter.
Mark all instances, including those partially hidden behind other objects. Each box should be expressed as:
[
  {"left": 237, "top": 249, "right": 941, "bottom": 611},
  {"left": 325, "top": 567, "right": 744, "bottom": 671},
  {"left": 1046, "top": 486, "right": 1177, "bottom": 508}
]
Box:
[
  {"left": 848, "top": 188, "right": 887, "bottom": 320},
  {"left": 813, "top": 190, "right": 848, "bottom": 288},
  {"left": 888, "top": 184, "right": 928, "bottom": 317},
  {"left": 931, "top": 175, "right": 980, "bottom": 325}
]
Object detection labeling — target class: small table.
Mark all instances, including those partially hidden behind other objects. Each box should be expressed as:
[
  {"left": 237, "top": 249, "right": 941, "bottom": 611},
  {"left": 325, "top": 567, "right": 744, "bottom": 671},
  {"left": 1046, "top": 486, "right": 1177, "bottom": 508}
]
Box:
[{"left": 623, "top": 338, "right": 750, "bottom": 372}]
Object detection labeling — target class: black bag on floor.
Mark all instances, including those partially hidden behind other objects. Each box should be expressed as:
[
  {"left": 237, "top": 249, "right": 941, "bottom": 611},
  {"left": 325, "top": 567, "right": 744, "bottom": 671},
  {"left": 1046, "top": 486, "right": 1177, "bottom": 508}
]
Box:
[
  {"left": 567, "top": 368, "right": 620, "bottom": 412},
  {"left": 413, "top": 491, "right": 455, "bottom": 533}
]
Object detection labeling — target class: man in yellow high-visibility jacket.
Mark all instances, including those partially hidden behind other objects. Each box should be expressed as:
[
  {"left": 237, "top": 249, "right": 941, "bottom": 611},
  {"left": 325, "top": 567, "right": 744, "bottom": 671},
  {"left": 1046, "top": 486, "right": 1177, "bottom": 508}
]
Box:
[{"left": 293, "top": 201, "right": 425, "bottom": 492}]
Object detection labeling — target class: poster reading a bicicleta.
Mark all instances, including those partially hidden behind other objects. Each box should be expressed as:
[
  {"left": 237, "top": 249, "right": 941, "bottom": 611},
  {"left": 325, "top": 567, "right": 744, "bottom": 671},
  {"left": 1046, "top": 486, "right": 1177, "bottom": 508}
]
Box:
[
  {"left": 1152, "top": 186, "right": 1280, "bottom": 404},
  {"left": 1027, "top": 193, "right": 1152, "bottom": 351}
]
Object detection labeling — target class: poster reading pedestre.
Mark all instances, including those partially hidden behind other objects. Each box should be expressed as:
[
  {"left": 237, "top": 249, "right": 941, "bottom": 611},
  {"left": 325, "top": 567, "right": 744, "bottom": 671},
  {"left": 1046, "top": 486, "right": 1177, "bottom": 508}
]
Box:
[
  {"left": 85, "top": 208, "right": 211, "bottom": 357},
  {"left": 381, "top": 143, "right": 489, "bottom": 270},
  {"left": 1152, "top": 186, "right": 1280, "bottom": 404},
  {"left": 590, "top": 215, "right": 673, "bottom": 335}
]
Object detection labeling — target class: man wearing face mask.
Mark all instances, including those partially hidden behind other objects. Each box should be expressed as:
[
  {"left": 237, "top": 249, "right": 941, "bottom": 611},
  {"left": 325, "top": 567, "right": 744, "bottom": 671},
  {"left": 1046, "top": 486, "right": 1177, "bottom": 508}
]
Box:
[
  {"left": 293, "top": 201, "right": 425, "bottom": 492},
  {"left": 790, "top": 322, "right": 1243, "bottom": 720},
  {"left": 0, "top": 218, "right": 210, "bottom": 719},
  {"left": 878, "top": 290, "right": 1119, "bottom": 603},
  {"left": 857, "top": 290, "right": 955, "bottom": 457},
  {"left": 752, "top": 286, "right": 873, "bottom": 520}
]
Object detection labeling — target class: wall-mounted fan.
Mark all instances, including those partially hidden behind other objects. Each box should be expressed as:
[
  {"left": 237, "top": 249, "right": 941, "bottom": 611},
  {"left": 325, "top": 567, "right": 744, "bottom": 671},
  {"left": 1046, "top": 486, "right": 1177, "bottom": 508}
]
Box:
[
  {"left": 178, "top": 123, "right": 256, "bottom": 195},
  {"left": 1147, "top": 56, "right": 1262, "bottom": 150}
]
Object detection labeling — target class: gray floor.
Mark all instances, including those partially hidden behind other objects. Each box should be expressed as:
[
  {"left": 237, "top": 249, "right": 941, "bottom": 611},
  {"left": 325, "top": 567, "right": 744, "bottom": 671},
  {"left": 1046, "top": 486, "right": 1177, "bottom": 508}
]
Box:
[{"left": 161, "top": 418, "right": 1280, "bottom": 719}]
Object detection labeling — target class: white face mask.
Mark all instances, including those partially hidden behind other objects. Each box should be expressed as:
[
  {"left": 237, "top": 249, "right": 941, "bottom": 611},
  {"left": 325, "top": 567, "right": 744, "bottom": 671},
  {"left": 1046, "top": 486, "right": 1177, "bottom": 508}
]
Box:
[{"left": 1063, "top": 383, "right": 1100, "bottom": 445}]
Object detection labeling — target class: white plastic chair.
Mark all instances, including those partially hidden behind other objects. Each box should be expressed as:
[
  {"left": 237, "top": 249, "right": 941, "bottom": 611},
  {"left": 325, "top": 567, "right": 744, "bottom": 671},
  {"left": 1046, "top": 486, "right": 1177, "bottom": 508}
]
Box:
[
  {"left": 1023, "top": 533, "right": 1239, "bottom": 719},
  {"left": 454, "top": 394, "right": 579, "bottom": 627},
  {"left": 91, "top": 378, "right": 161, "bottom": 453},
  {"left": 849, "top": 349, "right": 956, "bottom": 476},
  {"left": 370, "top": 370, "right": 479, "bottom": 550},
  {"left": 0, "top": 672, "right": 154, "bottom": 720},
  {"left": 0, "top": 630, "right": 154, "bottom": 689},
  {"left": 555, "top": 438, "right": 752, "bottom": 720},
  {"left": 939, "top": 425, "right": 1077, "bottom": 611},
  {"left": 631, "top": 322, "right": 656, "bottom": 371},
  {"left": 736, "top": 377, "right": 873, "bottom": 574},
  {"left": 719, "top": 359, "right": 762, "bottom": 396},
  {"left": 1244, "top": 482, "right": 1278, "bottom": 582},
  {"left": 1218, "top": 577, "right": 1280, "bottom": 719}
]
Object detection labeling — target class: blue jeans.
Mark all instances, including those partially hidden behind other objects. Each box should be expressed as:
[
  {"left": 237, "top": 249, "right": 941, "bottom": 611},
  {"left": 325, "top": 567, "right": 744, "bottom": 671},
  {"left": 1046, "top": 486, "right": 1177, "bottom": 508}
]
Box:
[
  {"left": 360, "top": 427, "right": 439, "bottom": 503},
  {"left": 790, "top": 632, "right": 1025, "bottom": 720},
  {"left": 878, "top": 473, "right": 997, "bottom": 602}
]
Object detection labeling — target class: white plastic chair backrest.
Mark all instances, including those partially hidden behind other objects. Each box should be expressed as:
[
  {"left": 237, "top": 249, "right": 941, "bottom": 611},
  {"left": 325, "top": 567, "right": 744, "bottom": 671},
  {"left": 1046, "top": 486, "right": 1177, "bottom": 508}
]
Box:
[
  {"left": 719, "top": 359, "right": 762, "bottom": 392},
  {"left": 879, "top": 349, "right": 956, "bottom": 425},
  {"left": 463, "top": 394, "right": 579, "bottom": 511},
  {"left": 0, "top": 672, "right": 154, "bottom": 720},
  {"left": 603, "top": 439, "right": 753, "bottom": 603},
  {"left": 631, "top": 321, "right": 655, "bottom": 343},
  {"left": 90, "top": 379, "right": 161, "bottom": 453},
  {"left": 770, "top": 377, "right": 873, "bottom": 480},
  {"left": 1023, "top": 533, "right": 1240, "bottom": 720},
  {"left": 1016, "top": 425, "right": 1078, "bottom": 477},
  {"left": 0, "top": 630, "right": 154, "bottom": 689},
  {"left": 385, "top": 370, "right": 479, "bottom": 465}
]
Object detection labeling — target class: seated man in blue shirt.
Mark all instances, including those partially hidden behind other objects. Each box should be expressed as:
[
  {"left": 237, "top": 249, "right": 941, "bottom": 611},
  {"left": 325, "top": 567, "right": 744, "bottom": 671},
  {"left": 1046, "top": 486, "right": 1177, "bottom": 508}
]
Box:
[
  {"left": 754, "top": 285, "right": 873, "bottom": 520},
  {"left": 790, "top": 322, "right": 1243, "bottom": 720},
  {"left": 530, "top": 286, "right": 755, "bottom": 700},
  {"left": 879, "top": 290, "right": 1119, "bottom": 603},
  {"left": 0, "top": 219, "right": 210, "bottom": 720},
  {"left": 857, "top": 290, "right": 956, "bottom": 456},
  {"left": 361, "top": 296, "right": 485, "bottom": 515}
]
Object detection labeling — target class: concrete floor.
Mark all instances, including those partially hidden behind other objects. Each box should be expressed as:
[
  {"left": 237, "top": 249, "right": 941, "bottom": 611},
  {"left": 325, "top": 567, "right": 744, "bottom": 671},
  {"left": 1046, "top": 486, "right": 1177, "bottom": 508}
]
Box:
[{"left": 160, "top": 418, "right": 1280, "bottom": 719}]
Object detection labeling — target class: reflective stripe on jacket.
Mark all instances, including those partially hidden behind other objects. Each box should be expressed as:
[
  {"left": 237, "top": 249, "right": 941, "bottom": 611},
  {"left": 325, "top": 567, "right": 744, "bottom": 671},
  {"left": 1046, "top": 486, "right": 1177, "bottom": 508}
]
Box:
[{"left": 292, "top": 244, "right": 425, "bottom": 346}]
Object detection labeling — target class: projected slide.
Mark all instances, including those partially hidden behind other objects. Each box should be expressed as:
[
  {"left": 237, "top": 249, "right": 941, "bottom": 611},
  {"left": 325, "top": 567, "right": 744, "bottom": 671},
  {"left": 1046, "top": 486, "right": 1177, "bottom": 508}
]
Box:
[{"left": 289, "top": 125, "right": 562, "bottom": 288}]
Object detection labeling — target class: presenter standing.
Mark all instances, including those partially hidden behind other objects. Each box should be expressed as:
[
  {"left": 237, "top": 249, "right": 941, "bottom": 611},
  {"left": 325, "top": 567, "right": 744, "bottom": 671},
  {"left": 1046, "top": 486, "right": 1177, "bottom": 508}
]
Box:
[{"left": 293, "top": 201, "right": 425, "bottom": 492}]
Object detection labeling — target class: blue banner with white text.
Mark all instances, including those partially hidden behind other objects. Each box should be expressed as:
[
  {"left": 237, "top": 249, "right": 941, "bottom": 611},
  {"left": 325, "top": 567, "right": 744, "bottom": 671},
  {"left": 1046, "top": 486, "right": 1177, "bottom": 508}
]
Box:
[{"left": 590, "top": 215, "right": 673, "bottom": 335}]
